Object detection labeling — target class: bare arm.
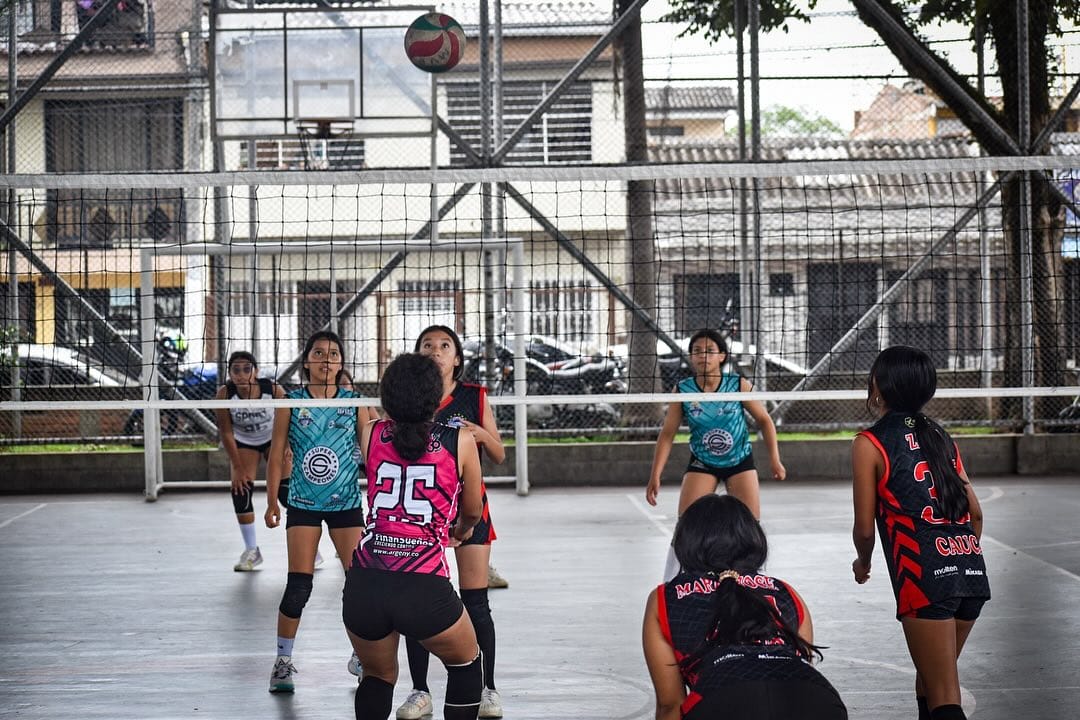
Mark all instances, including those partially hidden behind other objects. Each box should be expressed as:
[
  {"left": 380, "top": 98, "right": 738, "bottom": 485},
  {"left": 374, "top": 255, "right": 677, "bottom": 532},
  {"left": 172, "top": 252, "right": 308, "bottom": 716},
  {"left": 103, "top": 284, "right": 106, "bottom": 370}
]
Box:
[
  {"left": 214, "top": 386, "right": 241, "bottom": 466},
  {"left": 642, "top": 589, "right": 685, "bottom": 720},
  {"left": 264, "top": 407, "right": 291, "bottom": 529},
  {"left": 464, "top": 394, "right": 505, "bottom": 465},
  {"left": 646, "top": 396, "right": 684, "bottom": 506},
  {"left": 453, "top": 430, "right": 483, "bottom": 540},
  {"left": 962, "top": 469, "right": 983, "bottom": 539},
  {"left": 741, "top": 377, "right": 785, "bottom": 481},
  {"left": 851, "top": 434, "right": 881, "bottom": 583}
]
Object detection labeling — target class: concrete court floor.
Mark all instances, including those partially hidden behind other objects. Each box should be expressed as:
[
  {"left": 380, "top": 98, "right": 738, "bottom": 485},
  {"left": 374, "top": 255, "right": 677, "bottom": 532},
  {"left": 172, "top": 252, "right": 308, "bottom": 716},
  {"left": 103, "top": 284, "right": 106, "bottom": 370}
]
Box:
[{"left": 0, "top": 476, "right": 1077, "bottom": 720}]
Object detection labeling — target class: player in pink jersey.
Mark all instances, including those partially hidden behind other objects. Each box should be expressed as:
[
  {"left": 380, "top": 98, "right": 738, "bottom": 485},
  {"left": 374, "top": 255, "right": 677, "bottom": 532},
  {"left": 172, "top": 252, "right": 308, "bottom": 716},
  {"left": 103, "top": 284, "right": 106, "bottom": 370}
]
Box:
[{"left": 343, "top": 353, "right": 484, "bottom": 720}]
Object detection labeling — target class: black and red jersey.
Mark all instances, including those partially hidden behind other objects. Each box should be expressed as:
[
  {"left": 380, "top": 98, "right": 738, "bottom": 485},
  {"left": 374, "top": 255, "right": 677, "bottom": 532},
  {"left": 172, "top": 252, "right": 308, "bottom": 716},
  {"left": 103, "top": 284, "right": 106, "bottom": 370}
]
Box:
[
  {"left": 436, "top": 381, "right": 495, "bottom": 540},
  {"left": 658, "top": 571, "right": 825, "bottom": 716},
  {"left": 860, "top": 411, "right": 991, "bottom": 618}
]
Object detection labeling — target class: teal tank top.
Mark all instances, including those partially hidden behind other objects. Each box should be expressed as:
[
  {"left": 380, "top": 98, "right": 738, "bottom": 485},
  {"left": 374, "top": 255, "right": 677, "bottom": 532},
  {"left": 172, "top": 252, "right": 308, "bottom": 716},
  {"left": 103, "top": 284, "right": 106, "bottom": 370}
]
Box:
[
  {"left": 286, "top": 387, "right": 363, "bottom": 512},
  {"left": 678, "top": 374, "right": 751, "bottom": 468}
]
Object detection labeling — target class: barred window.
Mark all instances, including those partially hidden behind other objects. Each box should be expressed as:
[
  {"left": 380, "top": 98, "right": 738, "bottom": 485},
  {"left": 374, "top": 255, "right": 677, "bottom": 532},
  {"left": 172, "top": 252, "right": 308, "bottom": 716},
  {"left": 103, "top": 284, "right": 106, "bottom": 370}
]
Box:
[
  {"left": 446, "top": 81, "right": 592, "bottom": 165},
  {"left": 530, "top": 281, "right": 595, "bottom": 343},
  {"left": 399, "top": 280, "right": 458, "bottom": 314},
  {"left": 239, "top": 138, "right": 365, "bottom": 171}
]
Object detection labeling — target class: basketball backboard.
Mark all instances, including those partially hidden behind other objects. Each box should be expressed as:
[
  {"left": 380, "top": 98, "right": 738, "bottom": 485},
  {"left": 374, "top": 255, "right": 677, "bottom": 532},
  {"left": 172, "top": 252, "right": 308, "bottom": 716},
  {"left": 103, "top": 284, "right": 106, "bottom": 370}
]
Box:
[{"left": 211, "top": 3, "right": 436, "bottom": 141}]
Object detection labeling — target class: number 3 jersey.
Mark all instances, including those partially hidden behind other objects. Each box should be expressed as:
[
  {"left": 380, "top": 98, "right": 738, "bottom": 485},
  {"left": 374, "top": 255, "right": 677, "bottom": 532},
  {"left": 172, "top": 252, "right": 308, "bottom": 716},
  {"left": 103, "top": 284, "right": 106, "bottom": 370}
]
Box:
[
  {"left": 285, "top": 387, "right": 363, "bottom": 512},
  {"left": 859, "top": 411, "right": 990, "bottom": 618},
  {"left": 354, "top": 420, "right": 463, "bottom": 577}
]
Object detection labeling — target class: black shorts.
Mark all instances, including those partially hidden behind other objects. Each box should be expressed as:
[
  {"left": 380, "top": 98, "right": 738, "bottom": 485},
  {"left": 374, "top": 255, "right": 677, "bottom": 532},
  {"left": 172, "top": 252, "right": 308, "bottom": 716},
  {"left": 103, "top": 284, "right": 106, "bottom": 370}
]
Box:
[
  {"left": 907, "top": 596, "right": 987, "bottom": 621},
  {"left": 286, "top": 505, "right": 365, "bottom": 529},
  {"left": 686, "top": 679, "right": 847, "bottom": 720},
  {"left": 687, "top": 452, "right": 756, "bottom": 483},
  {"left": 459, "top": 487, "right": 495, "bottom": 546},
  {"left": 342, "top": 567, "right": 464, "bottom": 641},
  {"left": 236, "top": 440, "right": 271, "bottom": 455}
]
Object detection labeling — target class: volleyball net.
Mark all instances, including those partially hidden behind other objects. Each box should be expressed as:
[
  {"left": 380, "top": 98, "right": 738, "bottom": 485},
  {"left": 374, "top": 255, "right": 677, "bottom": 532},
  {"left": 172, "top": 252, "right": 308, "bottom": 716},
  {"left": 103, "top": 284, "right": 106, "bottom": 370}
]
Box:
[{"left": 2, "top": 152, "right": 1079, "bottom": 451}]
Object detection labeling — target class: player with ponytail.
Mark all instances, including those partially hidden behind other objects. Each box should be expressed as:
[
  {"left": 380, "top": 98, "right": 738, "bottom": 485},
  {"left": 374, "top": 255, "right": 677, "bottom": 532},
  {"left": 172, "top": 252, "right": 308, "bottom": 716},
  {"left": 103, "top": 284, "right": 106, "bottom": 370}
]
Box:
[
  {"left": 852, "top": 346, "right": 990, "bottom": 720},
  {"left": 643, "top": 494, "right": 846, "bottom": 720}
]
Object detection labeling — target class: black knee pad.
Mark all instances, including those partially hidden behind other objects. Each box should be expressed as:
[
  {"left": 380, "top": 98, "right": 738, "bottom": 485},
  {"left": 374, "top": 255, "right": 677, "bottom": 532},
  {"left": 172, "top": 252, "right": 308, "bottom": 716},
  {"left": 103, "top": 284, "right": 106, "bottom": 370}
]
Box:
[
  {"left": 444, "top": 650, "right": 482, "bottom": 718},
  {"left": 460, "top": 588, "right": 491, "bottom": 623},
  {"left": 354, "top": 676, "right": 394, "bottom": 719},
  {"left": 279, "top": 572, "right": 313, "bottom": 619},
  {"left": 232, "top": 485, "right": 254, "bottom": 515}
]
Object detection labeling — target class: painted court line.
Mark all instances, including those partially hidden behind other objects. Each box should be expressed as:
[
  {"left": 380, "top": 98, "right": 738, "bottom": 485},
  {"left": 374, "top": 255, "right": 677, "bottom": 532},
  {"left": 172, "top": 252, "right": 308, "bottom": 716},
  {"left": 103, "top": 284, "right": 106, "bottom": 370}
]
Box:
[
  {"left": 0, "top": 503, "right": 46, "bottom": 529},
  {"left": 625, "top": 493, "right": 674, "bottom": 537},
  {"left": 981, "top": 534, "right": 1080, "bottom": 583}
]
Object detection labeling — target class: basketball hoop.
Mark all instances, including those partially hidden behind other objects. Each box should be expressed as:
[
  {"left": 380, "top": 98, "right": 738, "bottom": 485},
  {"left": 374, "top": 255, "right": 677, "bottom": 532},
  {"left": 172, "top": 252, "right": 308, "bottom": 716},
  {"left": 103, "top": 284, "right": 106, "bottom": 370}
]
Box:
[{"left": 295, "top": 118, "right": 355, "bottom": 140}]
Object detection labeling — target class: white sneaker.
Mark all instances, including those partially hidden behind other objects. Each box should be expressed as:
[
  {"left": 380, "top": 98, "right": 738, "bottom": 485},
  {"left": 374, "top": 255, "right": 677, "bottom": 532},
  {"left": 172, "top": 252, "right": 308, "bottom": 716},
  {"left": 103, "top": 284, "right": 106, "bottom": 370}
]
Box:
[
  {"left": 395, "top": 689, "right": 433, "bottom": 719},
  {"left": 314, "top": 550, "right": 325, "bottom": 569},
  {"left": 234, "top": 547, "right": 263, "bottom": 572},
  {"left": 479, "top": 687, "right": 503, "bottom": 718},
  {"left": 347, "top": 651, "right": 362, "bottom": 677},
  {"left": 487, "top": 564, "right": 509, "bottom": 589},
  {"left": 269, "top": 655, "right": 297, "bottom": 693}
]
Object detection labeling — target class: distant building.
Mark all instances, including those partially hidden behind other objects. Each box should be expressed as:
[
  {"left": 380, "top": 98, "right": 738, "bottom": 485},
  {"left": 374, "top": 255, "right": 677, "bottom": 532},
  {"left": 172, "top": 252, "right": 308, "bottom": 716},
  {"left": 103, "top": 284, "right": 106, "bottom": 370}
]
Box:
[
  {"left": 646, "top": 85, "right": 736, "bottom": 141},
  {"left": 851, "top": 81, "right": 967, "bottom": 140}
]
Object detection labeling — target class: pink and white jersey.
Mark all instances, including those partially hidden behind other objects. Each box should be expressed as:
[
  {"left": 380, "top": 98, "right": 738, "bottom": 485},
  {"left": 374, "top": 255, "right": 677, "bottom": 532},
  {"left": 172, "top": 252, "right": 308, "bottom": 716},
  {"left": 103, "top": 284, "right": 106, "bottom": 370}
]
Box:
[{"left": 353, "top": 420, "right": 462, "bottom": 576}]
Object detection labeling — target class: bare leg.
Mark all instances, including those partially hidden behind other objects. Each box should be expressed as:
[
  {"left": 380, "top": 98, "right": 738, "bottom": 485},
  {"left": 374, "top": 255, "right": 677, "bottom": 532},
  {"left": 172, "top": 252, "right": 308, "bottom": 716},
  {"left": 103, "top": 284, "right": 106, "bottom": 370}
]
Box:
[
  {"left": 328, "top": 525, "right": 364, "bottom": 572},
  {"left": 277, "top": 525, "right": 321, "bottom": 639},
  {"left": 901, "top": 617, "right": 962, "bottom": 711},
  {"left": 677, "top": 472, "right": 720, "bottom": 515},
  {"left": 724, "top": 469, "right": 761, "bottom": 518}
]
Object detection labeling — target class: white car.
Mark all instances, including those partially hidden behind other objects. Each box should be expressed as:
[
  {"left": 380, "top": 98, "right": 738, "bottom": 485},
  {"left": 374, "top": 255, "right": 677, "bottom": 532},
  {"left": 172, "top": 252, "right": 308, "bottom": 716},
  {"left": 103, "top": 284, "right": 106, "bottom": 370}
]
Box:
[{"left": 1, "top": 344, "right": 125, "bottom": 387}]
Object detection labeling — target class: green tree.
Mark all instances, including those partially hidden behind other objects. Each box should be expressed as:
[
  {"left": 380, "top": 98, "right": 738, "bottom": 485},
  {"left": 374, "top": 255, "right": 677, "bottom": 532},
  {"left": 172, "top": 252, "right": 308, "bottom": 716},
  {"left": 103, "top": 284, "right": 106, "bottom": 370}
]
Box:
[
  {"left": 751, "top": 104, "right": 845, "bottom": 137},
  {"left": 664, "top": 0, "right": 1077, "bottom": 408}
]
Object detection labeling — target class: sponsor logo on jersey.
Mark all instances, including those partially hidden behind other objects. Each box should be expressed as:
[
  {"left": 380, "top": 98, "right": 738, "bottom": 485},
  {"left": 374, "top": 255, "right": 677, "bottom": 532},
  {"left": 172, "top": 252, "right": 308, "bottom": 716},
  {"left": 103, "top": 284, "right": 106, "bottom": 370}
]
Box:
[
  {"left": 933, "top": 565, "right": 958, "bottom": 577},
  {"left": 702, "top": 428, "right": 735, "bottom": 456},
  {"left": 688, "top": 402, "right": 704, "bottom": 418},
  {"left": 445, "top": 414, "right": 468, "bottom": 428},
  {"left": 302, "top": 446, "right": 339, "bottom": 485},
  {"left": 298, "top": 408, "right": 314, "bottom": 427}
]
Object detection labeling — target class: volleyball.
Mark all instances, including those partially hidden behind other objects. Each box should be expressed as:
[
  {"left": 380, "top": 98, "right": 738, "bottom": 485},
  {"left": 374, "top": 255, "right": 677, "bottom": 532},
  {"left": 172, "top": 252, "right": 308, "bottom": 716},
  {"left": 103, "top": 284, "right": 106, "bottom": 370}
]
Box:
[{"left": 404, "top": 13, "right": 466, "bottom": 73}]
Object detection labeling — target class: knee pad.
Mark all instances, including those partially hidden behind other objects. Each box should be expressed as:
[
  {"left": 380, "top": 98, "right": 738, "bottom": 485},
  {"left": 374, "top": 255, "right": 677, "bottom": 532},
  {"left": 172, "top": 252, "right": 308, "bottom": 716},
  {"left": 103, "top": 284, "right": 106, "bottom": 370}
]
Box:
[
  {"left": 460, "top": 588, "right": 491, "bottom": 622},
  {"left": 278, "top": 572, "right": 313, "bottom": 619},
  {"left": 444, "top": 650, "right": 482, "bottom": 712},
  {"left": 354, "top": 676, "right": 394, "bottom": 719},
  {"left": 232, "top": 486, "right": 254, "bottom": 515}
]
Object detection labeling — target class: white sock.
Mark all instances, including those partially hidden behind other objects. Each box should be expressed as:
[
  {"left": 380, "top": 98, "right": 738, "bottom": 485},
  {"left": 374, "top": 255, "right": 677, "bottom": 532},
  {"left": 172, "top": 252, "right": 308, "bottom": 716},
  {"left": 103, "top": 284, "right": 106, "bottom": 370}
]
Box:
[
  {"left": 663, "top": 544, "right": 681, "bottom": 583},
  {"left": 277, "top": 636, "right": 295, "bottom": 657},
  {"left": 239, "top": 522, "right": 257, "bottom": 551}
]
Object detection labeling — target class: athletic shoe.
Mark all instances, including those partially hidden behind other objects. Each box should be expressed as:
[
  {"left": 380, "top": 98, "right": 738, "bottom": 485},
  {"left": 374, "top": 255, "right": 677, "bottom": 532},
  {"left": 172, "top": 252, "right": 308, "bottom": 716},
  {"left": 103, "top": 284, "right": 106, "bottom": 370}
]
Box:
[
  {"left": 347, "top": 652, "right": 363, "bottom": 677},
  {"left": 269, "top": 655, "right": 297, "bottom": 693},
  {"left": 479, "top": 688, "right": 503, "bottom": 718},
  {"left": 395, "top": 689, "right": 433, "bottom": 719},
  {"left": 487, "top": 564, "right": 509, "bottom": 589},
  {"left": 234, "top": 547, "right": 263, "bottom": 572},
  {"left": 314, "top": 550, "right": 325, "bottom": 569}
]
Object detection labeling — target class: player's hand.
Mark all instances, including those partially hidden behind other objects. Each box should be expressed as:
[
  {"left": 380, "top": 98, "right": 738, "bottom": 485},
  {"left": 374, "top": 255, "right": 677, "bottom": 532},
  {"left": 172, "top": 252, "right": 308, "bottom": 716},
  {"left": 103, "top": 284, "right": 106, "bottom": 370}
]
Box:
[
  {"left": 231, "top": 471, "right": 254, "bottom": 494},
  {"left": 265, "top": 501, "right": 281, "bottom": 529},
  {"left": 452, "top": 523, "right": 474, "bottom": 544},
  {"left": 852, "top": 557, "right": 871, "bottom": 584},
  {"left": 771, "top": 460, "right": 787, "bottom": 482},
  {"left": 645, "top": 477, "right": 660, "bottom": 506}
]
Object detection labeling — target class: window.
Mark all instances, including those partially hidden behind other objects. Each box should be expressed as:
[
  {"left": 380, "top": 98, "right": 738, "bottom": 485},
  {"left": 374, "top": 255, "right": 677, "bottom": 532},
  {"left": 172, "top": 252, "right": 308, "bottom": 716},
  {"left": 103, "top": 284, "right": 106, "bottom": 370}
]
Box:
[
  {"left": 0, "top": 0, "right": 44, "bottom": 35},
  {"left": 648, "top": 125, "right": 685, "bottom": 137},
  {"left": 769, "top": 273, "right": 795, "bottom": 297},
  {"left": 530, "top": 281, "right": 595, "bottom": 343},
  {"left": 446, "top": 81, "right": 592, "bottom": 165},
  {"left": 239, "top": 137, "right": 365, "bottom": 171},
  {"left": 399, "top": 280, "right": 458, "bottom": 314},
  {"left": 45, "top": 99, "right": 184, "bottom": 246},
  {"left": 75, "top": 0, "right": 150, "bottom": 47}
]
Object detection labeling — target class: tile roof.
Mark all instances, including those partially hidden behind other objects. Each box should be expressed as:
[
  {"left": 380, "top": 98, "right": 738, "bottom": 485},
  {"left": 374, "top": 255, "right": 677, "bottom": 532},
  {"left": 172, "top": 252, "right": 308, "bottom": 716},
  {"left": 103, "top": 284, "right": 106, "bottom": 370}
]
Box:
[{"left": 646, "top": 86, "right": 737, "bottom": 114}]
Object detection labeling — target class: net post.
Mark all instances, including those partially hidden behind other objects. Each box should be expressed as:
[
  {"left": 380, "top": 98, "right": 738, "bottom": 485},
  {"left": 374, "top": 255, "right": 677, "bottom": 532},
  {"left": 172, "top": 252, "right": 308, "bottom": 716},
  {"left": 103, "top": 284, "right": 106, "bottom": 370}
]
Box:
[
  {"left": 511, "top": 241, "right": 529, "bottom": 495},
  {"left": 140, "top": 248, "right": 163, "bottom": 500}
]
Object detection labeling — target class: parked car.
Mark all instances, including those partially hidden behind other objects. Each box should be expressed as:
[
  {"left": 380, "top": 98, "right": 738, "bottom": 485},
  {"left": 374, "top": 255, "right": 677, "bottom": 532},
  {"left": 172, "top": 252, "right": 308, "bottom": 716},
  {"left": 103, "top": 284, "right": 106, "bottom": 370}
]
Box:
[
  {"left": 1, "top": 344, "right": 126, "bottom": 388},
  {"left": 123, "top": 362, "right": 219, "bottom": 439}
]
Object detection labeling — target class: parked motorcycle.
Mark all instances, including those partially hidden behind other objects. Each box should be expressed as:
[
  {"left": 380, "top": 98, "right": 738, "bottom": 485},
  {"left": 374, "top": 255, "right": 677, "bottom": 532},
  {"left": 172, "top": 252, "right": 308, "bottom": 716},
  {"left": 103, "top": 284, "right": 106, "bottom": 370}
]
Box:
[{"left": 461, "top": 338, "right": 623, "bottom": 430}]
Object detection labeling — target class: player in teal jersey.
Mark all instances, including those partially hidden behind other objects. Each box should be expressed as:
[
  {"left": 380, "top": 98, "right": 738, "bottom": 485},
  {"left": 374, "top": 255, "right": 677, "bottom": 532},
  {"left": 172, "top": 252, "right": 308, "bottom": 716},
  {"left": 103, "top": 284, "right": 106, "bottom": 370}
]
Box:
[
  {"left": 263, "top": 330, "right": 374, "bottom": 693},
  {"left": 646, "top": 329, "right": 786, "bottom": 581}
]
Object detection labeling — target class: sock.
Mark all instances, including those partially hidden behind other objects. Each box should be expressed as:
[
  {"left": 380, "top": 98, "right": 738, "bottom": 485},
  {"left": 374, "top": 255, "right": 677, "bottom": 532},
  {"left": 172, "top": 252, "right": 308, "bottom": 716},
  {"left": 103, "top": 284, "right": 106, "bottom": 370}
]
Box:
[
  {"left": 663, "top": 544, "right": 680, "bottom": 582},
  {"left": 930, "top": 705, "right": 967, "bottom": 720},
  {"left": 240, "top": 522, "right": 257, "bottom": 551},
  {"left": 276, "top": 636, "right": 295, "bottom": 657},
  {"left": 917, "top": 696, "right": 930, "bottom": 720},
  {"left": 404, "top": 635, "right": 431, "bottom": 693},
  {"left": 354, "top": 676, "right": 394, "bottom": 720},
  {"left": 461, "top": 588, "right": 496, "bottom": 689},
  {"left": 443, "top": 651, "right": 482, "bottom": 720}
]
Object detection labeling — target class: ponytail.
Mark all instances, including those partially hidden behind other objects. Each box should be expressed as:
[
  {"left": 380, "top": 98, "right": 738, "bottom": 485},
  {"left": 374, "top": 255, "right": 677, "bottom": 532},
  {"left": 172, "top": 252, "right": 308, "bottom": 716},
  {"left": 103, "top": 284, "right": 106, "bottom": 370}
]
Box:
[
  {"left": 677, "top": 573, "right": 822, "bottom": 675},
  {"left": 390, "top": 419, "right": 433, "bottom": 462},
  {"left": 913, "top": 413, "right": 969, "bottom": 522}
]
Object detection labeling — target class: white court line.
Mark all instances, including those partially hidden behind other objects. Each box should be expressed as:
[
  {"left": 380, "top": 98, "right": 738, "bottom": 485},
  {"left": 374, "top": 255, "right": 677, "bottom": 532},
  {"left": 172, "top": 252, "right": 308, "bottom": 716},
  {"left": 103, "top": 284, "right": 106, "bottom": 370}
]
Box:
[
  {"left": 0, "top": 503, "right": 46, "bottom": 529},
  {"left": 980, "top": 485, "right": 1004, "bottom": 503},
  {"left": 844, "top": 656, "right": 976, "bottom": 715},
  {"left": 625, "top": 494, "right": 674, "bottom": 537},
  {"left": 982, "top": 534, "right": 1080, "bottom": 583},
  {"left": 1018, "top": 539, "right": 1080, "bottom": 550}
]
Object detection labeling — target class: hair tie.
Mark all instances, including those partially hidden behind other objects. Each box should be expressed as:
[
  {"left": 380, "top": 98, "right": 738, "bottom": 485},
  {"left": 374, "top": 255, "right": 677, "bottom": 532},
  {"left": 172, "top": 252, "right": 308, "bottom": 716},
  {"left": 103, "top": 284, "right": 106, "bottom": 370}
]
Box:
[{"left": 714, "top": 570, "right": 740, "bottom": 583}]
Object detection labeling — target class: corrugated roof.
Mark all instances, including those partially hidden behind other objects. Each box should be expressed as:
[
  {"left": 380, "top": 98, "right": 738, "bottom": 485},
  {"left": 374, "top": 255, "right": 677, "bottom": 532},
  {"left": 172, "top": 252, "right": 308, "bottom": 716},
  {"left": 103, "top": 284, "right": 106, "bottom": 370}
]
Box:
[{"left": 646, "top": 86, "right": 736, "bottom": 114}]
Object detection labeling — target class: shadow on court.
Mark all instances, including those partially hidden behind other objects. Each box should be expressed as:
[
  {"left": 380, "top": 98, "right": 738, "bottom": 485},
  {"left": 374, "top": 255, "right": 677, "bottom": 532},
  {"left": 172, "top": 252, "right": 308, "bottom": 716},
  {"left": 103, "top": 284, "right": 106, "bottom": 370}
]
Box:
[{"left": 0, "top": 477, "right": 1077, "bottom": 719}]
